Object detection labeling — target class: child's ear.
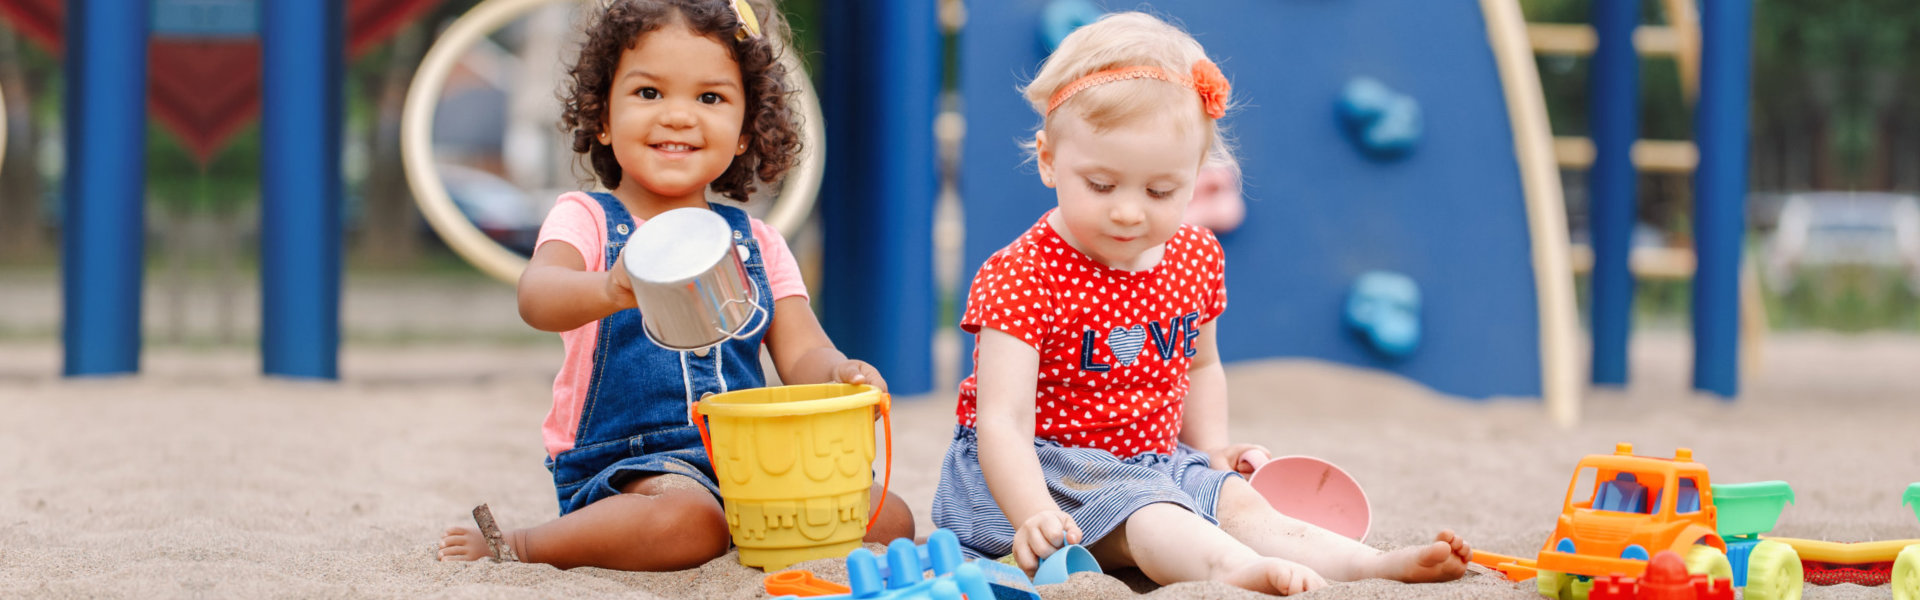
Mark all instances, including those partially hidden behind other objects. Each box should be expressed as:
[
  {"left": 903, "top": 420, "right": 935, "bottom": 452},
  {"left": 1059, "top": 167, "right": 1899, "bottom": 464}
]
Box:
[
  {"left": 1035, "top": 131, "right": 1056, "bottom": 188},
  {"left": 735, "top": 133, "right": 751, "bottom": 156}
]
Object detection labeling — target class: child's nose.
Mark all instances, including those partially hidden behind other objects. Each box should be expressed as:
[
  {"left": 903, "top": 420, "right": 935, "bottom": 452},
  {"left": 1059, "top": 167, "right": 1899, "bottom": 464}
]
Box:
[
  {"left": 1110, "top": 202, "right": 1145, "bottom": 226},
  {"left": 660, "top": 108, "right": 696, "bottom": 129}
]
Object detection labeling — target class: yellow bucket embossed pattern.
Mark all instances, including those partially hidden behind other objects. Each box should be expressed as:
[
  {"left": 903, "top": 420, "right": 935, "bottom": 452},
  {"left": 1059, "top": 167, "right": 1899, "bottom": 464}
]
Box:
[{"left": 692, "top": 384, "right": 892, "bottom": 571}]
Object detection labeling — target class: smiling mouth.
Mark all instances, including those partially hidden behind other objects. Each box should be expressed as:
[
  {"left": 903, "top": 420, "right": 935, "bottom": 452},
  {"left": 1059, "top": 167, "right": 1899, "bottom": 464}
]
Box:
[{"left": 651, "top": 143, "right": 700, "bottom": 153}]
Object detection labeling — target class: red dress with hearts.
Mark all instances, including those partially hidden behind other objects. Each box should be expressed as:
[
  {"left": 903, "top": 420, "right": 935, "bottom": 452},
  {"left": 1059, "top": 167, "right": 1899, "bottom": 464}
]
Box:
[{"left": 955, "top": 210, "right": 1227, "bottom": 459}]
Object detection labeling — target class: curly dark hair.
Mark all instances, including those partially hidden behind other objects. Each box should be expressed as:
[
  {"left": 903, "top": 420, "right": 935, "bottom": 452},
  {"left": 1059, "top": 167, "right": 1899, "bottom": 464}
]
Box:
[{"left": 559, "top": 0, "right": 800, "bottom": 202}]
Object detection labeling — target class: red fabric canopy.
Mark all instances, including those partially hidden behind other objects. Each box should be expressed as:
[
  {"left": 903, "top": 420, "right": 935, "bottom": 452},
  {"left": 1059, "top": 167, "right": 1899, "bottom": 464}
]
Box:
[{"left": 0, "top": 0, "right": 443, "bottom": 162}]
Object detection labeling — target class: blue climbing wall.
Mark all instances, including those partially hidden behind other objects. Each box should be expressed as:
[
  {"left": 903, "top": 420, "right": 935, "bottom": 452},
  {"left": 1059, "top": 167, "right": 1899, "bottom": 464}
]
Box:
[{"left": 959, "top": 1, "right": 1545, "bottom": 399}]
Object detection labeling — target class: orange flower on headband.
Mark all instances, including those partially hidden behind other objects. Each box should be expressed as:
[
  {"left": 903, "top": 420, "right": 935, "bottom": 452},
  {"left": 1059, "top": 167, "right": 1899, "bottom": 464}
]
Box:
[{"left": 1191, "top": 60, "right": 1229, "bottom": 120}]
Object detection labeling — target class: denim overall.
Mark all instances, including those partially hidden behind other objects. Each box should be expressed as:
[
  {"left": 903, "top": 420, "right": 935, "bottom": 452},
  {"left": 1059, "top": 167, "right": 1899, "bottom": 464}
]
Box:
[{"left": 546, "top": 193, "right": 773, "bottom": 515}]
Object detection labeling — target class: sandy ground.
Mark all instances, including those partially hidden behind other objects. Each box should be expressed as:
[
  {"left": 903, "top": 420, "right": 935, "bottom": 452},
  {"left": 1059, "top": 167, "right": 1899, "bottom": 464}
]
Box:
[{"left": 2, "top": 327, "right": 1915, "bottom": 599}]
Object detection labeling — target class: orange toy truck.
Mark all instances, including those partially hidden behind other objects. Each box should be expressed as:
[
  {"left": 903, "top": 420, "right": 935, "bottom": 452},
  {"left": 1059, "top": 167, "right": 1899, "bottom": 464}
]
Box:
[{"left": 1475, "top": 443, "right": 1802, "bottom": 600}]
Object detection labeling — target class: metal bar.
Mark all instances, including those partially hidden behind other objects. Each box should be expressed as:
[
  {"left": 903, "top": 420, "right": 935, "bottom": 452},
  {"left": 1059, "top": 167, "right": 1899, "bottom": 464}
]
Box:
[
  {"left": 1692, "top": 0, "right": 1751, "bottom": 397},
  {"left": 820, "top": 0, "right": 940, "bottom": 394},
  {"left": 1588, "top": 0, "right": 1639, "bottom": 386},
  {"left": 260, "top": 0, "right": 343, "bottom": 379},
  {"left": 61, "top": 0, "right": 149, "bottom": 376}
]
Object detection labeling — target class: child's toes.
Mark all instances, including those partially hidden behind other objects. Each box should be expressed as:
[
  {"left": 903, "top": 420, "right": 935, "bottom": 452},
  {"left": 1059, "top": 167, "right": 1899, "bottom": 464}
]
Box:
[
  {"left": 438, "top": 528, "right": 489, "bottom": 561},
  {"left": 441, "top": 542, "right": 484, "bottom": 561}
]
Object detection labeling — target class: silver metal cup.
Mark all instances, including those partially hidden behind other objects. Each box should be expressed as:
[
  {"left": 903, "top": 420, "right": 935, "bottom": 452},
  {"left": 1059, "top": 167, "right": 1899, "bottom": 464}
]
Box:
[{"left": 622, "top": 208, "right": 767, "bottom": 351}]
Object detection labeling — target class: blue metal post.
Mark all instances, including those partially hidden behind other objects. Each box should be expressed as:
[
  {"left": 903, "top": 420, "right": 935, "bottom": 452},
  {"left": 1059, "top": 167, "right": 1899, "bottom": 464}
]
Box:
[
  {"left": 820, "top": 0, "right": 940, "bottom": 394},
  {"left": 261, "top": 0, "right": 342, "bottom": 379},
  {"left": 1588, "top": 0, "right": 1639, "bottom": 386},
  {"left": 1689, "top": 0, "right": 1751, "bottom": 396},
  {"left": 61, "top": 0, "right": 150, "bottom": 376},
  {"left": 1692, "top": 0, "right": 1751, "bottom": 397}
]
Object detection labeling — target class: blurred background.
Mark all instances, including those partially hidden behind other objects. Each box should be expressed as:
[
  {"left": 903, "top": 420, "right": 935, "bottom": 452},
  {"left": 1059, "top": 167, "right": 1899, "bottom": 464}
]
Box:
[{"left": 0, "top": 0, "right": 1914, "bottom": 351}]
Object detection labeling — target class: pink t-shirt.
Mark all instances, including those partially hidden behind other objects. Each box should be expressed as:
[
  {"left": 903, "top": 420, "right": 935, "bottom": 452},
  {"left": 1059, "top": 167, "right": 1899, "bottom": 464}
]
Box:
[{"left": 533, "top": 191, "right": 808, "bottom": 457}]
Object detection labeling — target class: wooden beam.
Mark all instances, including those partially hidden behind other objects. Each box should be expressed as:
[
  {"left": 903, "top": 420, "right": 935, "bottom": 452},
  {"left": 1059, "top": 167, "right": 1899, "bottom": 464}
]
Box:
[
  {"left": 1554, "top": 136, "right": 1699, "bottom": 173},
  {"left": 1527, "top": 24, "right": 1682, "bottom": 57}
]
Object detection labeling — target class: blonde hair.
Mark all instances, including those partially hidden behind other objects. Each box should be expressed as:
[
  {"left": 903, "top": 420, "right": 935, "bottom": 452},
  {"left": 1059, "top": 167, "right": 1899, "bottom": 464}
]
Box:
[{"left": 1021, "top": 12, "right": 1233, "bottom": 166}]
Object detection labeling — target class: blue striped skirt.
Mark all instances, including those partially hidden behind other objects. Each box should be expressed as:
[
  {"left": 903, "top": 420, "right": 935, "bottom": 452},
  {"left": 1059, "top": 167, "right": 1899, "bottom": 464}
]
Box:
[{"left": 931, "top": 426, "right": 1237, "bottom": 559}]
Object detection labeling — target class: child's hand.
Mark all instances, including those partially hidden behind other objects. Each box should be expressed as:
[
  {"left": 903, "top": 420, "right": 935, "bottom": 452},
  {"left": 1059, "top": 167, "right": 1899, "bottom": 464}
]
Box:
[
  {"left": 1011, "top": 509, "right": 1082, "bottom": 573},
  {"left": 831, "top": 359, "right": 887, "bottom": 393},
  {"left": 1207, "top": 443, "right": 1273, "bottom": 476},
  {"left": 603, "top": 254, "right": 638, "bottom": 311}
]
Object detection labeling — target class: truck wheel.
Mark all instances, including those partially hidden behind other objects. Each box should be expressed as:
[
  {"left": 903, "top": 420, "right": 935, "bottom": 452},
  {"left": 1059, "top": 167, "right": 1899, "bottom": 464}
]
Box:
[
  {"left": 1742, "top": 540, "right": 1803, "bottom": 600},
  {"left": 1893, "top": 544, "right": 1919, "bottom": 600},
  {"left": 1536, "top": 569, "right": 1568, "bottom": 598},
  {"left": 1683, "top": 545, "right": 1733, "bottom": 582},
  {"left": 1567, "top": 576, "right": 1592, "bottom": 600}
]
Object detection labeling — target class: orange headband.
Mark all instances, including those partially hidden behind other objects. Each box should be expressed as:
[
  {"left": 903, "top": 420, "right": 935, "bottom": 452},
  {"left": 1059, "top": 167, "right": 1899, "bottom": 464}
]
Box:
[{"left": 1045, "top": 59, "right": 1231, "bottom": 120}]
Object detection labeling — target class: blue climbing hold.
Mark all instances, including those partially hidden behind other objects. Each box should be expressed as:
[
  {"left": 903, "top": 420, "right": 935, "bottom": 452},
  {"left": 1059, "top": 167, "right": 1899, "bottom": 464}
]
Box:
[
  {"left": 1344, "top": 271, "right": 1422, "bottom": 359},
  {"left": 1040, "top": 0, "right": 1104, "bottom": 53},
  {"left": 1336, "top": 77, "right": 1422, "bottom": 159}
]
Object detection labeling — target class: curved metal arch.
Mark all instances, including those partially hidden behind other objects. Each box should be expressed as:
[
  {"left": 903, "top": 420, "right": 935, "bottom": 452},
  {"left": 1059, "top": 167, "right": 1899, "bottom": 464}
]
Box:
[{"left": 401, "top": 0, "right": 824, "bottom": 283}]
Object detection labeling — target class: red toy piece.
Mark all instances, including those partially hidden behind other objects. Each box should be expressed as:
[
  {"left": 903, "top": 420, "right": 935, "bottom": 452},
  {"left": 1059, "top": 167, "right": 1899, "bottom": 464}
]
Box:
[{"left": 1588, "top": 551, "right": 1734, "bottom": 600}]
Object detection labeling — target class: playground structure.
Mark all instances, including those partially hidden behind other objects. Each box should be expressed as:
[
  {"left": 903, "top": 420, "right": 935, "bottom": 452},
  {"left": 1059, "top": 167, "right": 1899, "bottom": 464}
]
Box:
[
  {"left": 2, "top": 0, "right": 442, "bottom": 379},
  {"left": 1529, "top": 0, "right": 1769, "bottom": 391},
  {"left": 15, "top": 0, "right": 1754, "bottom": 419}
]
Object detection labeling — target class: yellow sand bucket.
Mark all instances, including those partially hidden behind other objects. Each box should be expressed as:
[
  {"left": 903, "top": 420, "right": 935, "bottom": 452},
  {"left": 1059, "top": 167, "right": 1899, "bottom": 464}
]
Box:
[{"left": 690, "top": 383, "right": 893, "bottom": 571}]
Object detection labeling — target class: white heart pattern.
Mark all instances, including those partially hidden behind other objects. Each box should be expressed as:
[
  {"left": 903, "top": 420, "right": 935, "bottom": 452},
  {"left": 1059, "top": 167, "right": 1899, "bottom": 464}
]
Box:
[{"left": 1107, "top": 325, "right": 1147, "bottom": 366}]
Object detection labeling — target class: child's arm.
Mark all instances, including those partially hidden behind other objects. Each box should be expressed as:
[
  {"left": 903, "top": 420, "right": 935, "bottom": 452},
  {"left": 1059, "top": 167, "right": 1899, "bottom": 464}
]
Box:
[
  {"left": 762, "top": 296, "right": 886, "bottom": 391},
  {"left": 1180, "top": 321, "right": 1269, "bottom": 473},
  {"left": 516, "top": 241, "right": 635, "bottom": 332},
  {"left": 974, "top": 327, "right": 1083, "bottom": 568}
]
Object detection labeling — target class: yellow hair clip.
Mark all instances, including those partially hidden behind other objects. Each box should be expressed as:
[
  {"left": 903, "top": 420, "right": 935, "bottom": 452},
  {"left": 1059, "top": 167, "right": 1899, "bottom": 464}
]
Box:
[{"left": 728, "top": 0, "right": 762, "bottom": 41}]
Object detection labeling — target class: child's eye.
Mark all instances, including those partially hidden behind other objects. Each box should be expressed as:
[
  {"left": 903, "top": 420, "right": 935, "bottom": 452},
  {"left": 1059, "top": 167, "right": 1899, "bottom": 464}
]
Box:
[
  {"left": 1148, "top": 188, "right": 1176, "bottom": 199},
  {"left": 699, "top": 92, "right": 724, "bottom": 104},
  {"left": 637, "top": 87, "right": 661, "bottom": 99},
  {"left": 1086, "top": 180, "right": 1115, "bottom": 193}
]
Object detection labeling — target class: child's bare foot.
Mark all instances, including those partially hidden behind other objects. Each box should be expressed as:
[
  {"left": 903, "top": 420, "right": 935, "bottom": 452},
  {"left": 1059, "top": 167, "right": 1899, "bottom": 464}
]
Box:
[
  {"left": 439, "top": 525, "right": 496, "bottom": 561},
  {"left": 1217, "top": 555, "right": 1329, "bottom": 596},
  {"left": 1370, "top": 530, "right": 1470, "bottom": 583}
]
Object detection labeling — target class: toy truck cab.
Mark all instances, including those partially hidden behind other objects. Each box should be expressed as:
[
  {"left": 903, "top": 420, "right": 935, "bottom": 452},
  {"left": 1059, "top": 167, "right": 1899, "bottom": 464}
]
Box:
[{"left": 1537, "top": 443, "right": 1724, "bottom": 583}]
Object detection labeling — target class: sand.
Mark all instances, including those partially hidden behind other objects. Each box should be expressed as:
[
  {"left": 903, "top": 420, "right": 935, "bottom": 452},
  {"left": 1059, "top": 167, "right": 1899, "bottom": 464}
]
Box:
[{"left": 1, "top": 331, "right": 1914, "bottom": 599}]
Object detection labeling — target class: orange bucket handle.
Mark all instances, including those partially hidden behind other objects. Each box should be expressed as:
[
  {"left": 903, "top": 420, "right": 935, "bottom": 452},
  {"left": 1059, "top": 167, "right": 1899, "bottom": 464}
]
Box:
[
  {"left": 868, "top": 393, "right": 893, "bottom": 533},
  {"left": 687, "top": 391, "right": 894, "bottom": 533},
  {"left": 691, "top": 400, "right": 717, "bottom": 465}
]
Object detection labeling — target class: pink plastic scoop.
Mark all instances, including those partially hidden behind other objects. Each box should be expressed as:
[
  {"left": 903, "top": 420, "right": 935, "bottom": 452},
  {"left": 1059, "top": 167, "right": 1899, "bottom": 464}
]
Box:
[{"left": 1239, "top": 450, "right": 1372, "bottom": 542}]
